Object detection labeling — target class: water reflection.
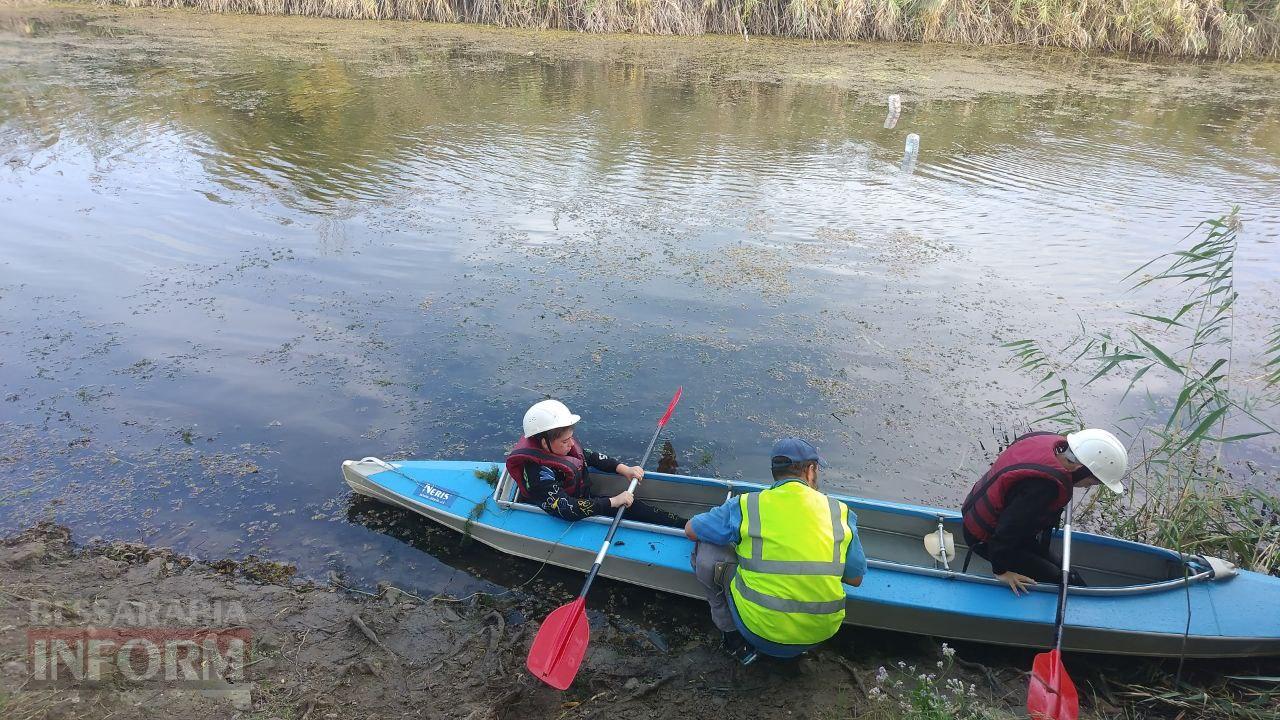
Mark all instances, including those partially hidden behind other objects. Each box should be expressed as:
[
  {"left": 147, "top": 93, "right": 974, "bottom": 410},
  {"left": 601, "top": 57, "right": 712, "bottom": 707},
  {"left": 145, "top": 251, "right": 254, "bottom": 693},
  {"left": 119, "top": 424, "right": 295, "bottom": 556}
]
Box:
[{"left": 4, "top": 14, "right": 1278, "bottom": 230}]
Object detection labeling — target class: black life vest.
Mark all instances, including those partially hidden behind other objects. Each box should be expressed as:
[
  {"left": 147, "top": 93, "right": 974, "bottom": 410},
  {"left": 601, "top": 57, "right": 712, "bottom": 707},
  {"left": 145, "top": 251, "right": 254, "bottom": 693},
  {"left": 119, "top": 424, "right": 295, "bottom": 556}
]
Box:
[
  {"left": 961, "top": 432, "right": 1072, "bottom": 543},
  {"left": 505, "top": 435, "right": 587, "bottom": 500}
]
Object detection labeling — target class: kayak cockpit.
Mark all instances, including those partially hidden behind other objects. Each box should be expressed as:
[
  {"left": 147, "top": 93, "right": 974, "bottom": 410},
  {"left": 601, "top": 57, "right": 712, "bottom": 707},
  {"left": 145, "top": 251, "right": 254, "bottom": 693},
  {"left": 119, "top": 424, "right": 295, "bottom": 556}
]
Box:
[{"left": 493, "top": 468, "right": 1217, "bottom": 596}]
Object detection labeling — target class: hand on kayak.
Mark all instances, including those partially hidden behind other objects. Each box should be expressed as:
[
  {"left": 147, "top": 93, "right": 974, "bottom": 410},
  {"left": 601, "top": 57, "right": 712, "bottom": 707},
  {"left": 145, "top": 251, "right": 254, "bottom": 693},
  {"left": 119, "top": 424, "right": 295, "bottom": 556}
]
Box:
[
  {"left": 609, "top": 490, "right": 635, "bottom": 509},
  {"left": 616, "top": 464, "right": 644, "bottom": 482},
  {"left": 997, "top": 571, "right": 1036, "bottom": 596}
]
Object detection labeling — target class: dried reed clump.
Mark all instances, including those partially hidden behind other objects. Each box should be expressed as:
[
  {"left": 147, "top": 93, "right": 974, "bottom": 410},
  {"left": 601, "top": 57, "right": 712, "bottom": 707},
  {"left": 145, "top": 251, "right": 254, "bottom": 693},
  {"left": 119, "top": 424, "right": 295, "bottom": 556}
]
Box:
[{"left": 92, "top": 0, "right": 1279, "bottom": 58}]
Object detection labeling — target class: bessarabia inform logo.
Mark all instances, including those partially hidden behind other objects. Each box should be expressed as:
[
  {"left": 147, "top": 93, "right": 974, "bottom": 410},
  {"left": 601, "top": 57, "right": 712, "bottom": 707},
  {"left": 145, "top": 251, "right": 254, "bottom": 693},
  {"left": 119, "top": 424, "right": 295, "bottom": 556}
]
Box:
[{"left": 24, "top": 598, "right": 252, "bottom": 689}]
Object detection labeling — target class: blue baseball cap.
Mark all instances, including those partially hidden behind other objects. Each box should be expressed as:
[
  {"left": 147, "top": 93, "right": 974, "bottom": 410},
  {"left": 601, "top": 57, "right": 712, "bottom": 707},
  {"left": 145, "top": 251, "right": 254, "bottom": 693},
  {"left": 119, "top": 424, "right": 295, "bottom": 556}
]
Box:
[{"left": 770, "top": 438, "right": 830, "bottom": 469}]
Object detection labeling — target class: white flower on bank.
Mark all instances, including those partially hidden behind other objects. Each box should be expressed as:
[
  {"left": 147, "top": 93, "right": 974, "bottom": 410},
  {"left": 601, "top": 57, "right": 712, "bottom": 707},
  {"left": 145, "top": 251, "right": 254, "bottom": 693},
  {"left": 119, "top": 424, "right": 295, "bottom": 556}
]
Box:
[
  {"left": 941, "top": 642, "right": 955, "bottom": 659},
  {"left": 937, "top": 660, "right": 944, "bottom": 668},
  {"left": 876, "top": 666, "right": 889, "bottom": 684}
]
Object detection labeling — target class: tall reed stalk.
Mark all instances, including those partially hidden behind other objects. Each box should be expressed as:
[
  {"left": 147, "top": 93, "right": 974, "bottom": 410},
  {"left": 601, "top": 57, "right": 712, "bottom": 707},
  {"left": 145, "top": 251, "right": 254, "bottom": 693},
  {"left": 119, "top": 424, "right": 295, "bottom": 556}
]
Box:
[
  {"left": 1005, "top": 209, "right": 1280, "bottom": 575},
  {"left": 91, "top": 0, "right": 1280, "bottom": 59}
]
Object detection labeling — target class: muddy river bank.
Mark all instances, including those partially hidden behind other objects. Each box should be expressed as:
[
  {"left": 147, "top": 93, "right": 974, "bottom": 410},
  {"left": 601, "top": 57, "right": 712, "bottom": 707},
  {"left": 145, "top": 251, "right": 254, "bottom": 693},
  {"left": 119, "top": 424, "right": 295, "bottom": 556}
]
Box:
[
  {"left": 4, "top": 523, "right": 1279, "bottom": 719},
  {"left": 0, "top": 522, "right": 1023, "bottom": 720}
]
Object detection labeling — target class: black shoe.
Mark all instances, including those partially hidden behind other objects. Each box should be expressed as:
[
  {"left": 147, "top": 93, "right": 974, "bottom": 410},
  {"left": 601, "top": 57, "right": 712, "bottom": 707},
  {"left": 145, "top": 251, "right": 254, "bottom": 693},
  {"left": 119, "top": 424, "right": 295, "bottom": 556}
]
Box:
[
  {"left": 719, "top": 631, "right": 758, "bottom": 666},
  {"left": 719, "top": 630, "right": 742, "bottom": 649},
  {"left": 732, "top": 645, "right": 759, "bottom": 666}
]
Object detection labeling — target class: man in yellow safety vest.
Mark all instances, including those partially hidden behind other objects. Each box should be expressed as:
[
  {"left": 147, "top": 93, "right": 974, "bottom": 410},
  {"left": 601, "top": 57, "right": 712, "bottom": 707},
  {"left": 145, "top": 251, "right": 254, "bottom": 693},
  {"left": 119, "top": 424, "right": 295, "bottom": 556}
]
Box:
[{"left": 685, "top": 438, "right": 867, "bottom": 665}]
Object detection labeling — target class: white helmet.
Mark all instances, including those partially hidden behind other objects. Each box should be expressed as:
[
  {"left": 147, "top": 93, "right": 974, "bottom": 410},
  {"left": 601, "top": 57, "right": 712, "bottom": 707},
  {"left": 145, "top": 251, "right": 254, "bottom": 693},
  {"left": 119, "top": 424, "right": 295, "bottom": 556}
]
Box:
[
  {"left": 522, "top": 399, "right": 580, "bottom": 438},
  {"left": 1066, "top": 428, "right": 1128, "bottom": 494}
]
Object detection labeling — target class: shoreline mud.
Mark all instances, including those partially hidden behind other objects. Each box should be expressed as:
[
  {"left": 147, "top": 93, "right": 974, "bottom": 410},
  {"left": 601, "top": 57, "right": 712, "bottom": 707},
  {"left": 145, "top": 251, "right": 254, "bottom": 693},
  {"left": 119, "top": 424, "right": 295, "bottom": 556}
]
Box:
[
  {"left": 0, "top": 522, "right": 1027, "bottom": 719},
  {"left": 3, "top": 523, "right": 1279, "bottom": 719}
]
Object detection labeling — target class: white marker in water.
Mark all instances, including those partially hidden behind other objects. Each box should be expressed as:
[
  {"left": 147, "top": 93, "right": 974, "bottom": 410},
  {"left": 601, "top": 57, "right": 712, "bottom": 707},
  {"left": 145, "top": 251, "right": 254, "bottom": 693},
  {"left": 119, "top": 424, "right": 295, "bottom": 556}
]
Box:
[
  {"left": 902, "top": 133, "right": 920, "bottom": 174},
  {"left": 884, "top": 94, "right": 902, "bottom": 129}
]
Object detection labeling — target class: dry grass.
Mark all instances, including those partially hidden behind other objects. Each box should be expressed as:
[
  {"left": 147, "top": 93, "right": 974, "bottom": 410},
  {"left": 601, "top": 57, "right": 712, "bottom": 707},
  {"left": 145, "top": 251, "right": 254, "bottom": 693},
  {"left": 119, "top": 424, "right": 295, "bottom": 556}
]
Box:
[{"left": 78, "top": 0, "right": 1280, "bottom": 58}]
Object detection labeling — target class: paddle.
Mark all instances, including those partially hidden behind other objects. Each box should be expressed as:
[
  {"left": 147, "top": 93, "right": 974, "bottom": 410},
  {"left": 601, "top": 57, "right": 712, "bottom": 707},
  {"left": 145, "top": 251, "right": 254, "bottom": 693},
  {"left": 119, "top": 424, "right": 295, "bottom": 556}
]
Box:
[
  {"left": 526, "top": 387, "right": 684, "bottom": 690},
  {"left": 1027, "top": 495, "right": 1080, "bottom": 720}
]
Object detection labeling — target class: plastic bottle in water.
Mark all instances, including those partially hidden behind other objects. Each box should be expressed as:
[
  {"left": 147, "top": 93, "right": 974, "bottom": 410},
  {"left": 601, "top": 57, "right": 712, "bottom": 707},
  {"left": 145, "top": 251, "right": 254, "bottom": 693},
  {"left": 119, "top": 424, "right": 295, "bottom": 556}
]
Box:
[
  {"left": 901, "top": 133, "right": 920, "bottom": 173},
  {"left": 884, "top": 94, "right": 902, "bottom": 129}
]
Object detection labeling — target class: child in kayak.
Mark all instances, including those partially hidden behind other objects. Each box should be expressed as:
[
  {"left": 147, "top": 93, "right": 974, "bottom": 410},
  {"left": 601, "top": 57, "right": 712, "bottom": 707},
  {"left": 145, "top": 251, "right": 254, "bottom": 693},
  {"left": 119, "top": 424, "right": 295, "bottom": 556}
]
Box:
[{"left": 506, "top": 399, "right": 683, "bottom": 527}]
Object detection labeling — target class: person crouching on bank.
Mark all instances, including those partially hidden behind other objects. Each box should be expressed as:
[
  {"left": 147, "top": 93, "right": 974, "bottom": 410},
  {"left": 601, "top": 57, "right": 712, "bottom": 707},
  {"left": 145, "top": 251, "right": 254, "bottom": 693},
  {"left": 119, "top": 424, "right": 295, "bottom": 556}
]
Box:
[{"left": 684, "top": 438, "right": 867, "bottom": 665}]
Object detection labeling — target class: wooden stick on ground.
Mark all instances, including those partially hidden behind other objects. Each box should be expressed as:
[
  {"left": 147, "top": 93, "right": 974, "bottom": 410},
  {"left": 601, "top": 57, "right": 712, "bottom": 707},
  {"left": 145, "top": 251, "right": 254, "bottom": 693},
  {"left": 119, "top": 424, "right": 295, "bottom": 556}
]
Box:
[
  {"left": 832, "top": 655, "right": 870, "bottom": 698},
  {"left": 350, "top": 613, "right": 396, "bottom": 657}
]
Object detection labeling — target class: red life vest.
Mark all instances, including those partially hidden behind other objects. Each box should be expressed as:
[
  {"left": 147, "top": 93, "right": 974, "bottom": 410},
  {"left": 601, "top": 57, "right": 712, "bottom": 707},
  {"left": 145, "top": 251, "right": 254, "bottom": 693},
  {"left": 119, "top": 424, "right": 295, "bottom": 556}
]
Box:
[
  {"left": 505, "top": 436, "right": 587, "bottom": 500},
  {"left": 961, "top": 432, "right": 1072, "bottom": 543}
]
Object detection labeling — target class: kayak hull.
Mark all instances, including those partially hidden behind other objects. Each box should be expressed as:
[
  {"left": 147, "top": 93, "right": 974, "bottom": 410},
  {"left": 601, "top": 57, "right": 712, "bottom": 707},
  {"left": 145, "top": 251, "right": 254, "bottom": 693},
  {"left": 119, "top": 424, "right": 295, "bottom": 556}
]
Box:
[{"left": 342, "top": 458, "right": 1280, "bottom": 658}]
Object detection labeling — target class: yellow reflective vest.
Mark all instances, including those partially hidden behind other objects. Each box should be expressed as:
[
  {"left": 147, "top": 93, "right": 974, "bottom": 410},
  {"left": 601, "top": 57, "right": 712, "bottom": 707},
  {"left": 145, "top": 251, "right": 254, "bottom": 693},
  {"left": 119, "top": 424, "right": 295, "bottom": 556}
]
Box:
[{"left": 729, "top": 480, "right": 853, "bottom": 645}]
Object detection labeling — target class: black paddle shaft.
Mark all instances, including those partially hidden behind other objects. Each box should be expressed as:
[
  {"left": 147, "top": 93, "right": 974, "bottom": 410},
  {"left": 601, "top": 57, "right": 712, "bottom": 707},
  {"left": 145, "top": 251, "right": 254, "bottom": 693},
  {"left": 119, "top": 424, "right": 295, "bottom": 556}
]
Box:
[
  {"left": 577, "top": 413, "right": 671, "bottom": 598},
  {"left": 1052, "top": 495, "right": 1075, "bottom": 651}
]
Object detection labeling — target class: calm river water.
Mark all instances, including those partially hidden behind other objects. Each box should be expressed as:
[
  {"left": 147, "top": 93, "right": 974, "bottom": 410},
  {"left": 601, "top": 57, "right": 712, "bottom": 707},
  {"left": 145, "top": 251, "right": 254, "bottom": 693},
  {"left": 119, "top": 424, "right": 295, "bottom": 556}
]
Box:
[{"left": 1, "top": 6, "right": 1277, "bottom": 594}]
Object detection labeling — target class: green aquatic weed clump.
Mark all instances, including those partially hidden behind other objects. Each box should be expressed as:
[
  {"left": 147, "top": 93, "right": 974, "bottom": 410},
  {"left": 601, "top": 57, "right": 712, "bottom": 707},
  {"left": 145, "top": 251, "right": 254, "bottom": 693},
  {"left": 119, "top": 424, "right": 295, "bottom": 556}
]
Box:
[
  {"left": 474, "top": 465, "right": 501, "bottom": 487},
  {"left": 208, "top": 555, "right": 299, "bottom": 584},
  {"left": 461, "top": 498, "right": 487, "bottom": 543}
]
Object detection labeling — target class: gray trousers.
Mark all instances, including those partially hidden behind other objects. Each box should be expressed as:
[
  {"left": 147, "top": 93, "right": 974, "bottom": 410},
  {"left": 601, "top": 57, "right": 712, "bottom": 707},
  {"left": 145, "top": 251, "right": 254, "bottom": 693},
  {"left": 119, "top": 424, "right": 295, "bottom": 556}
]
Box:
[{"left": 691, "top": 541, "right": 738, "bottom": 633}]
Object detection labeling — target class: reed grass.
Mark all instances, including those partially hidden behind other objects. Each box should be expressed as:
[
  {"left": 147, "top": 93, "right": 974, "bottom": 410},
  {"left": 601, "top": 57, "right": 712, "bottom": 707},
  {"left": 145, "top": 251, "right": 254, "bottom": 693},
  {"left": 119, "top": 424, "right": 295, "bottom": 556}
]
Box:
[
  {"left": 1006, "top": 209, "right": 1280, "bottom": 576},
  {"left": 1108, "top": 672, "right": 1280, "bottom": 720},
  {"left": 87, "top": 0, "right": 1280, "bottom": 58}
]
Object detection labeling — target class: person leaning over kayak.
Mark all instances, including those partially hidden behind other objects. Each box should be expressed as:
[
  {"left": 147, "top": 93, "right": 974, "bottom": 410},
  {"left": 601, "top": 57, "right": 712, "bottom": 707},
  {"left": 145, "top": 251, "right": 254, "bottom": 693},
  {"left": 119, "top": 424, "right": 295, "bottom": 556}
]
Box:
[
  {"left": 684, "top": 438, "right": 867, "bottom": 665},
  {"left": 961, "top": 429, "right": 1128, "bottom": 596},
  {"left": 505, "top": 399, "right": 683, "bottom": 528}
]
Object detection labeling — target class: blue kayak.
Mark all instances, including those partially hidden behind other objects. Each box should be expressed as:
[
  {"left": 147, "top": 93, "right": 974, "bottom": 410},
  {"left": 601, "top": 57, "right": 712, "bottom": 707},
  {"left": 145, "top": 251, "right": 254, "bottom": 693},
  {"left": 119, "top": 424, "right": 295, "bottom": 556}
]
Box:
[{"left": 342, "top": 457, "right": 1280, "bottom": 657}]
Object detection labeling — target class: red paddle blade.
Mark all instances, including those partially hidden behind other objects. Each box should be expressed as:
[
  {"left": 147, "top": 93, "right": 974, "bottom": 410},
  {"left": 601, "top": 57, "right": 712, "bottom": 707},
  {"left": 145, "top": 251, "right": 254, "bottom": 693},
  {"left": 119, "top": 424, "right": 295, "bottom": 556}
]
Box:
[
  {"left": 526, "top": 597, "right": 590, "bottom": 690},
  {"left": 658, "top": 386, "right": 683, "bottom": 428},
  {"left": 1028, "top": 650, "right": 1079, "bottom": 720}
]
